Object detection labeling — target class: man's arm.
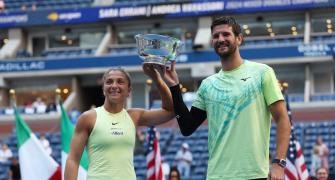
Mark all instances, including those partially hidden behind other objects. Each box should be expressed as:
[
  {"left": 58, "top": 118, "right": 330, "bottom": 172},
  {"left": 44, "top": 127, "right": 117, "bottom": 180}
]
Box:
[
  {"left": 65, "top": 110, "right": 94, "bottom": 180},
  {"left": 269, "top": 100, "right": 291, "bottom": 179},
  {"left": 163, "top": 61, "right": 207, "bottom": 136},
  {"left": 170, "top": 85, "right": 206, "bottom": 136}
]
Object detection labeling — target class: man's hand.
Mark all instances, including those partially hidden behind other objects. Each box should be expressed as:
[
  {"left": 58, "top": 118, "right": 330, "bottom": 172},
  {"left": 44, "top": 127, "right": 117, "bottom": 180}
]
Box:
[
  {"left": 164, "top": 60, "right": 179, "bottom": 87},
  {"left": 269, "top": 164, "right": 285, "bottom": 180}
]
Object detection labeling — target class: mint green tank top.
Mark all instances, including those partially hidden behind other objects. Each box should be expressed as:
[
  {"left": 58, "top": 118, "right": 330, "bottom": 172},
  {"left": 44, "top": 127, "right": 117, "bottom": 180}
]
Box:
[{"left": 87, "top": 106, "right": 136, "bottom": 180}]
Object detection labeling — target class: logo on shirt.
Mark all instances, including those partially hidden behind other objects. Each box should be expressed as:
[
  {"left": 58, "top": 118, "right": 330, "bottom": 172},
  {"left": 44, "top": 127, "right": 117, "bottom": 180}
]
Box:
[
  {"left": 110, "top": 125, "right": 123, "bottom": 136},
  {"left": 240, "top": 77, "right": 251, "bottom": 81},
  {"left": 110, "top": 130, "right": 124, "bottom": 136}
]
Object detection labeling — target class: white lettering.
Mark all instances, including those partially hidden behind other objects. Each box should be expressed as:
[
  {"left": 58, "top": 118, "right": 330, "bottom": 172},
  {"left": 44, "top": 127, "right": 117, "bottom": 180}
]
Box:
[
  {"left": 0, "top": 15, "right": 28, "bottom": 24},
  {"left": 263, "top": 0, "right": 291, "bottom": 6},
  {"left": 119, "top": 7, "right": 147, "bottom": 17},
  {"left": 99, "top": 8, "right": 119, "bottom": 18},
  {"left": 243, "top": 0, "right": 262, "bottom": 8},
  {"left": 182, "top": 2, "right": 224, "bottom": 12},
  {"left": 151, "top": 4, "right": 181, "bottom": 15},
  {"left": 292, "top": 0, "right": 313, "bottom": 4},
  {"left": 226, "top": 1, "right": 243, "bottom": 9},
  {"left": 0, "top": 62, "right": 45, "bottom": 71},
  {"left": 59, "top": 12, "right": 82, "bottom": 20}
]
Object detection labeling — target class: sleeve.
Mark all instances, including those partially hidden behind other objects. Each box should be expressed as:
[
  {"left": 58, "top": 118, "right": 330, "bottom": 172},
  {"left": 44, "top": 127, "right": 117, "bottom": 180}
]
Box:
[
  {"left": 263, "top": 67, "right": 284, "bottom": 106},
  {"left": 192, "top": 81, "right": 206, "bottom": 111}
]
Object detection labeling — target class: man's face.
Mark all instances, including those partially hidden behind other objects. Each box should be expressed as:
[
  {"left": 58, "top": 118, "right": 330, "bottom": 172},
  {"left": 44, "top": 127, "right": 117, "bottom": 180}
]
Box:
[
  {"left": 316, "top": 168, "right": 328, "bottom": 180},
  {"left": 211, "top": 24, "right": 242, "bottom": 59}
]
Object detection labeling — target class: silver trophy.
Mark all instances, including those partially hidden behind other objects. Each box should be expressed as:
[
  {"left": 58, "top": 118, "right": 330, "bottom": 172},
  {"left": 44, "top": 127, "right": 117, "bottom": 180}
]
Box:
[{"left": 135, "top": 34, "right": 183, "bottom": 66}]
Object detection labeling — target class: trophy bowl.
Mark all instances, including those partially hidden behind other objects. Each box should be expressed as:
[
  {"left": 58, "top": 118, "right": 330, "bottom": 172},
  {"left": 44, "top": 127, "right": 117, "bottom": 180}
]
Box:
[{"left": 135, "top": 34, "right": 183, "bottom": 66}]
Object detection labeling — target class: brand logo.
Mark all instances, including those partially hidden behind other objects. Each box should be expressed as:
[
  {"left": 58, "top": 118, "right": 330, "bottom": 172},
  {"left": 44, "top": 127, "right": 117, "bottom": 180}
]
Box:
[
  {"left": 110, "top": 131, "right": 124, "bottom": 136},
  {"left": 47, "top": 12, "right": 82, "bottom": 21},
  {"left": 47, "top": 13, "right": 58, "bottom": 21},
  {"left": 240, "top": 77, "right": 251, "bottom": 81},
  {"left": 110, "top": 126, "right": 123, "bottom": 136}
]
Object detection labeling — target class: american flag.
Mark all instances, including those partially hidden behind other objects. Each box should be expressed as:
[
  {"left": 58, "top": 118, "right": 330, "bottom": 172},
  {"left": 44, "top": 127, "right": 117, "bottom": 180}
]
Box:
[
  {"left": 284, "top": 93, "right": 310, "bottom": 180},
  {"left": 146, "top": 126, "right": 164, "bottom": 180}
]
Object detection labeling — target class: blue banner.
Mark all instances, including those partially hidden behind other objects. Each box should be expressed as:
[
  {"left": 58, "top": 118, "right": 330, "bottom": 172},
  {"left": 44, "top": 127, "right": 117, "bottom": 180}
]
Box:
[
  {"left": 0, "top": 0, "right": 335, "bottom": 28},
  {"left": 1, "top": 43, "right": 334, "bottom": 73}
]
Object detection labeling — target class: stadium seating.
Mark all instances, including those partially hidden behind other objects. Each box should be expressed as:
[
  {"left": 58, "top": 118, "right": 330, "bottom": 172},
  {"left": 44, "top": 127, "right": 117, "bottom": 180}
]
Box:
[
  {"left": 311, "top": 34, "right": 335, "bottom": 44},
  {"left": 0, "top": 121, "right": 334, "bottom": 179},
  {"left": 243, "top": 36, "right": 304, "bottom": 48},
  {"left": 42, "top": 48, "right": 95, "bottom": 58}
]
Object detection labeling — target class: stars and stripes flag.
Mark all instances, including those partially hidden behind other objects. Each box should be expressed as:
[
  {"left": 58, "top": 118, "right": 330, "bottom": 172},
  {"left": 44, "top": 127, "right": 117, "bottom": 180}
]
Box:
[
  {"left": 284, "top": 93, "right": 310, "bottom": 180},
  {"left": 146, "top": 127, "right": 164, "bottom": 180}
]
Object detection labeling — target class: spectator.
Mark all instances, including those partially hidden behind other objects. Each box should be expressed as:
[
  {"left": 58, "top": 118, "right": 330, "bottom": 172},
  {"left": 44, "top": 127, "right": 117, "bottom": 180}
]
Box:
[
  {"left": 168, "top": 166, "right": 180, "bottom": 180},
  {"left": 31, "top": 3, "right": 36, "bottom": 11},
  {"left": 8, "top": 157, "right": 21, "bottom": 180},
  {"left": 33, "top": 97, "right": 47, "bottom": 114},
  {"left": 20, "top": 5, "right": 26, "bottom": 11},
  {"left": 0, "top": 143, "right": 13, "bottom": 163},
  {"left": 46, "top": 99, "right": 57, "bottom": 113},
  {"left": 162, "top": 156, "right": 170, "bottom": 180},
  {"left": 39, "top": 134, "right": 52, "bottom": 155},
  {"left": 314, "top": 136, "right": 329, "bottom": 169},
  {"left": 69, "top": 107, "right": 80, "bottom": 124},
  {"left": 184, "top": 32, "right": 194, "bottom": 51},
  {"left": 315, "top": 167, "right": 329, "bottom": 180},
  {"left": 175, "top": 143, "right": 192, "bottom": 179},
  {"left": 0, "top": 0, "right": 5, "bottom": 12},
  {"left": 311, "top": 146, "right": 322, "bottom": 178}
]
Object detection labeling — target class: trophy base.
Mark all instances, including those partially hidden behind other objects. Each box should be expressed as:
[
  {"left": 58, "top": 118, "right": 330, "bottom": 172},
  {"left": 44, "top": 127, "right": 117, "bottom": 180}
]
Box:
[{"left": 143, "top": 56, "right": 167, "bottom": 66}]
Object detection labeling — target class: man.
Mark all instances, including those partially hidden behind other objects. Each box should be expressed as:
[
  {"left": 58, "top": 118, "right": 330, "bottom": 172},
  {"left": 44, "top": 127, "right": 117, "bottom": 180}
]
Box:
[
  {"left": 164, "top": 16, "right": 291, "bottom": 179},
  {"left": 314, "top": 136, "right": 329, "bottom": 169},
  {"left": 8, "top": 157, "right": 21, "bottom": 180},
  {"left": 175, "top": 143, "right": 192, "bottom": 178}
]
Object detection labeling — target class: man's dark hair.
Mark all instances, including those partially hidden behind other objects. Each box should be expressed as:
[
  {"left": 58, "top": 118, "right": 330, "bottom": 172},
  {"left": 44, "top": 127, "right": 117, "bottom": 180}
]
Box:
[
  {"left": 211, "top": 16, "right": 242, "bottom": 36},
  {"left": 102, "top": 67, "right": 132, "bottom": 88}
]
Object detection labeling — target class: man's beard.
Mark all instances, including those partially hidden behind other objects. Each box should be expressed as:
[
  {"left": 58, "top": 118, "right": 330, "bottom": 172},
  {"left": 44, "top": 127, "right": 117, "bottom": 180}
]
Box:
[{"left": 214, "top": 41, "right": 237, "bottom": 60}]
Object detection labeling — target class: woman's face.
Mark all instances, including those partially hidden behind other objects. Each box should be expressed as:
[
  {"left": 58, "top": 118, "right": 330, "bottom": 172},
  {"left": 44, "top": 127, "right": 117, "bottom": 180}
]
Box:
[
  {"left": 170, "top": 171, "right": 179, "bottom": 180},
  {"left": 103, "top": 70, "right": 131, "bottom": 104}
]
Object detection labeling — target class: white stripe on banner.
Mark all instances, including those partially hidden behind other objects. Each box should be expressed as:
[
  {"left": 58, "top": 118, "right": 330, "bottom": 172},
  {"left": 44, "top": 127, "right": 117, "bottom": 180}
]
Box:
[
  {"left": 62, "top": 151, "right": 87, "bottom": 180},
  {"left": 286, "top": 159, "right": 298, "bottom": 179},
  {"left": 19, "top": 134, "right": 59, "bottom": 180}
]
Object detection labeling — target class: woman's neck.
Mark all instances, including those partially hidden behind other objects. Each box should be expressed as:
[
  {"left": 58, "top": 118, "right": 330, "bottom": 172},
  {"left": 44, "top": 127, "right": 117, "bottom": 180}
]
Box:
[{"left": 103, "top": 101, "right": 124, "bottom": 113}]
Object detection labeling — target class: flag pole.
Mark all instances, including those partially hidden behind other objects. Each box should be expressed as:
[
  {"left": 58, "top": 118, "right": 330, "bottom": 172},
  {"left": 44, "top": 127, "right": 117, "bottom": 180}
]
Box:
[
  {"left": 280, "top": 81, "right": 310, "bottom": 179},
  {"left": 146, "top": 79, "right": 153, "bottom": 110},
  {"left": 55, "top": 88, "right": 62, "bottom": 105},
  {"left": 9, "top": 89, "right": 17, "bottom": 108}
]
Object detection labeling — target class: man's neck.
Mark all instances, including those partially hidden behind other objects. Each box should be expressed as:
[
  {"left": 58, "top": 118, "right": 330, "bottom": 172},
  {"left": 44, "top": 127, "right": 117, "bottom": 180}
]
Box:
[{"left": 220, "top": 53, "right": 243, "bottom": 71}]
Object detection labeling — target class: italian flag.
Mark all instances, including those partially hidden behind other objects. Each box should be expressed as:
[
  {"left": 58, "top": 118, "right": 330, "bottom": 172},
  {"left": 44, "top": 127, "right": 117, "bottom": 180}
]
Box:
[
  {"left": 60, "top": 104, "right": 89, "bottom": 179},
  {"left": 15, "top": 109, "right": 61, "bottom": 180}
]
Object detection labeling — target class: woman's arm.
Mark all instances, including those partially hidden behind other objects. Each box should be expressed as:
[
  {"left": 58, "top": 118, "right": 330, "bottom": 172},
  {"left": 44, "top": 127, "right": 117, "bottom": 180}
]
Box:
[
  {"left": 65, "top": 110, "right": 95, "bottom": 180},
  {"left": 133, "top": 64, "right": 175, "bottom": 126}
]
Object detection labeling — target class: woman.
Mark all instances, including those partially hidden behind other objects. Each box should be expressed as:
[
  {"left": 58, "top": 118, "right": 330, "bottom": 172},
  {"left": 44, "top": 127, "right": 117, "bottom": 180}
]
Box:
[
  {"left": 65, "top": 64, "right": 174, "bottom": 180},
  {"left": 169, "top": 166, "right": 181, "bottom": 180}
]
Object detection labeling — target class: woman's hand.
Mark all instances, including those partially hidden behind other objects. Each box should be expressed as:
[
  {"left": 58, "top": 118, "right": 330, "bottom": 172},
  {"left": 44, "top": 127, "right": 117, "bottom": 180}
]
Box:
[{"left": 142, "top": 63, "right": 165, "bottom": 81}]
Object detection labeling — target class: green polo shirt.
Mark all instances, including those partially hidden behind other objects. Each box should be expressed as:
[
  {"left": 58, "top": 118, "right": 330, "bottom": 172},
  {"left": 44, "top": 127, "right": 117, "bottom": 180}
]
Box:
[{"left": 193, "top": 60, "right": 283, "bottom": 179}]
